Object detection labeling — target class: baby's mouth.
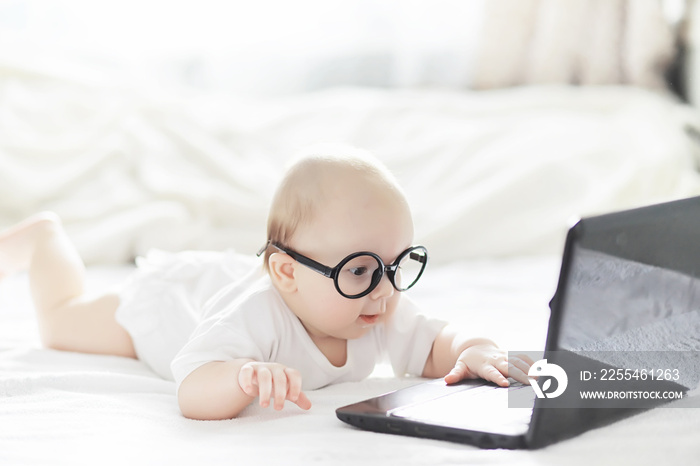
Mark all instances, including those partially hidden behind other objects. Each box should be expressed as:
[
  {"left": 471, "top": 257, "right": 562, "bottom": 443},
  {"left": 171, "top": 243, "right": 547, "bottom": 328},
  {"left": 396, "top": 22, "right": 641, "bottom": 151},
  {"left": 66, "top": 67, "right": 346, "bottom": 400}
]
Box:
[
  {"left": 359, "top": 314, "right": 380, "bottom": 324},
  {"left": 360, "top": 302, "right": 386, "bottom": 325}
]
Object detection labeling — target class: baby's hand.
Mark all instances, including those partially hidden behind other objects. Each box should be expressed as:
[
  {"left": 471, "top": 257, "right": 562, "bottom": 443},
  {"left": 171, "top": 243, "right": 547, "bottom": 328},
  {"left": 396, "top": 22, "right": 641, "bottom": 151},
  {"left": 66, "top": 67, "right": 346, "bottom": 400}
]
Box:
[
  {"left": 444, "top": 345, "right": 534, "bottom": 387},
  {"left": 238, "top": 361, "right": 312, "bottom": 411}
]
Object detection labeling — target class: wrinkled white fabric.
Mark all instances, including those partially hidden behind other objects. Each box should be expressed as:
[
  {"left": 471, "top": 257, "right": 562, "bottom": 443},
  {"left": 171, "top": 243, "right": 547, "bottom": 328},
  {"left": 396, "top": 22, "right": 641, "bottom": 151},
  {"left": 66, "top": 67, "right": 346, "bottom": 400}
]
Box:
[{"left": 2, "top": 69, "right": 699, "bottom": 266}]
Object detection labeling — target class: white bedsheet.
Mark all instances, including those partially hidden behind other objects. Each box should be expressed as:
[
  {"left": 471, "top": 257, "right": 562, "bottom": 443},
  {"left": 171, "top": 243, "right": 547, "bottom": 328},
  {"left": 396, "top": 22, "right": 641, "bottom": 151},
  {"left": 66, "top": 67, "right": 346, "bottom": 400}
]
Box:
[{"left": 1, "top": 258, "right": 699, "bottom": 465}]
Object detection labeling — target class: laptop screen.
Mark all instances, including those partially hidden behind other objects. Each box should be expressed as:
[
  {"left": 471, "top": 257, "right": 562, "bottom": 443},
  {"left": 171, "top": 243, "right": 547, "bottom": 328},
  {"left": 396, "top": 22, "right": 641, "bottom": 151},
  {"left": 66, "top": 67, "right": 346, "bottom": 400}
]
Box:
[
  {"left": 558, "top": 245, "right": 700, "bottom": 354},
  {"left": 529, "top": 197, "right": 700, "bottom": 448},
  {"left": 552, "top": 199, "right": 700, "bottom": 388}
]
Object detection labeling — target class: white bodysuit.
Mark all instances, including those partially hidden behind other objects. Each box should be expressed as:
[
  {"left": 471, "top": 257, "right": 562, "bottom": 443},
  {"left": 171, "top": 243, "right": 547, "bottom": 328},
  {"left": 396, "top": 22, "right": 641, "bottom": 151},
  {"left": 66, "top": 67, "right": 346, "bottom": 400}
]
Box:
[{"left": 115, "top": 250, "right": 447, "bottom": 391}]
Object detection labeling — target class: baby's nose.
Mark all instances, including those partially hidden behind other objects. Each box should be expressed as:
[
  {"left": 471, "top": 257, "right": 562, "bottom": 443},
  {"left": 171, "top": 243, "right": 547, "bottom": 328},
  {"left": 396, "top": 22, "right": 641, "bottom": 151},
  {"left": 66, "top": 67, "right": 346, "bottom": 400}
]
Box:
[{"left": 370, "top": 272, "right": 395, "bottom": 299}]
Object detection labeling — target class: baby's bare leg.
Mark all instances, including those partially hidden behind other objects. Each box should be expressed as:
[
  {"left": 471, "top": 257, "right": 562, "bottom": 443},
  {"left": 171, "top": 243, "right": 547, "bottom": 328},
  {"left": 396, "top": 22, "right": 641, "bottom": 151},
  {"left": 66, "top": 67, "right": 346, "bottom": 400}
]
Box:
[{"left": 0, "top": 212, "right": 136, "bottom": 358}]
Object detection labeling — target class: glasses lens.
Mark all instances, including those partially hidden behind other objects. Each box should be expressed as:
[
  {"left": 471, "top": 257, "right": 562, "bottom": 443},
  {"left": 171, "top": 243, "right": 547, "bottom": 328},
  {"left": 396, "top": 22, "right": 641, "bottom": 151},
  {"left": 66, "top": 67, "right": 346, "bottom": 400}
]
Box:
[
  {"left": 395, "top": 248, "right": 427, "bottom": 291},
  {"left": 336, "top": 254, "right": 382, "bottom": 297}
]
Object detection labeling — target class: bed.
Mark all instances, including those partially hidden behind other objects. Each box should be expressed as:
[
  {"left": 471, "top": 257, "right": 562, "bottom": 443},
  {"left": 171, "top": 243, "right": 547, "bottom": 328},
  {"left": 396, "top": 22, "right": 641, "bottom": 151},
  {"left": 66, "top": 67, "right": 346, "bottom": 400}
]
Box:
[{"left": 2, "top": 1, "right": 700, "bottom": 464}]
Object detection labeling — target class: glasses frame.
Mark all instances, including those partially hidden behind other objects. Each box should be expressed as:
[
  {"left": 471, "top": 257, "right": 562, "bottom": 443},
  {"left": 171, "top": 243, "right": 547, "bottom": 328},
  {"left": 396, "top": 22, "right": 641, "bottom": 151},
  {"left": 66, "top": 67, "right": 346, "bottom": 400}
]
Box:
[{"left": 257, "top": 241, "right": 428, "bottom": 299}]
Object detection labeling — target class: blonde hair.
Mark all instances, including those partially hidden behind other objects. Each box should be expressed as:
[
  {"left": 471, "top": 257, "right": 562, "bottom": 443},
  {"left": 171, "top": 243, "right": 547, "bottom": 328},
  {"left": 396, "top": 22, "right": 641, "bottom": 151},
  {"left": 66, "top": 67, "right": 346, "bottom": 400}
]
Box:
[{"left": 261, "top": 144, "right": 405, "bottom": 270}]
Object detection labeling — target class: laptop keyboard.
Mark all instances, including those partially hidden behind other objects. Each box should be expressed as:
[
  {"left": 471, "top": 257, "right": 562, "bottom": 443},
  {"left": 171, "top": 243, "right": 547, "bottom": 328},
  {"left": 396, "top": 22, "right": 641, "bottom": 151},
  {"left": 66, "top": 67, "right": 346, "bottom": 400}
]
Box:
[{"left": 388, "top": 382, "right": 535, "bottom": 436}]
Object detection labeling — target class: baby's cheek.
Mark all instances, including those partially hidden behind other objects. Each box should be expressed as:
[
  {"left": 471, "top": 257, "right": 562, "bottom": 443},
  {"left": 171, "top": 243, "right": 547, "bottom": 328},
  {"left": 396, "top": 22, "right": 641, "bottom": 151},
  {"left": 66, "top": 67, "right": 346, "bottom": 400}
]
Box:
[
  {"left": 384, "top": 295, "right": 402, "bottom": 316},
  {"left": 323, "top": 296, "right": 362, "bottom": 324}
]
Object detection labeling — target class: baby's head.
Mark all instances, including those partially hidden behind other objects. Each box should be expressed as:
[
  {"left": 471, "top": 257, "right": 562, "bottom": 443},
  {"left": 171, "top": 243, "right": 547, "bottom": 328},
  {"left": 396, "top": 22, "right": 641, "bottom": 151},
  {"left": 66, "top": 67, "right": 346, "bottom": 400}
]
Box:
[
  {"left": 262, "top": 145, "right": 412, "bottom": 271},
  {"left": 260, "top": 145, "right": 424, "bottom": 341}
]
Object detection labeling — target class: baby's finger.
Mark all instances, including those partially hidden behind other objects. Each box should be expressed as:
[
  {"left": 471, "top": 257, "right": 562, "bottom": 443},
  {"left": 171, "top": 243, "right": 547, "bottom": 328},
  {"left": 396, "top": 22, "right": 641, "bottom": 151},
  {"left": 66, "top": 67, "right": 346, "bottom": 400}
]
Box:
[
  {"left": 507, "top": 362, "right": 530, "bottom": 385},
  {"left": 508, "top": 357, "right": 533, "bottom": 384},
  {"left": 481, "top": 363, "right": 509, "bottom": 387},
  {"left": 444, "top": 360, "right": 469, "bottom": 385},
  {"left": 285, "top": 367, "right": 303, "bottom": 404},
  {"left": 516, "top": 353, "right": 536, "bottom": 366},
  {"left": 271, "top": 366, "right": 288, "bottom": 411},
  {"left": 237, "top": 364, "right": 257, "bottom": 397},
  {"left": 294, "top": 391, "right": 312, "bottom": 410},
  {"left": 256, "top": 366, "right": 273, "bottom": 408},
  {"left": 510, "top": 356, "right": 532, "bottom": 373}
]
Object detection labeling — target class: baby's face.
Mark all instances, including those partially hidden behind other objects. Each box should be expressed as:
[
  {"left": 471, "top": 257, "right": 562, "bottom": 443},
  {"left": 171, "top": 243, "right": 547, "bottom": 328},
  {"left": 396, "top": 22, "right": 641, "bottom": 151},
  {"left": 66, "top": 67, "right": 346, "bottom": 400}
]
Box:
[{"left": 285, "top": 184, "right": 414, "bottom": 341}]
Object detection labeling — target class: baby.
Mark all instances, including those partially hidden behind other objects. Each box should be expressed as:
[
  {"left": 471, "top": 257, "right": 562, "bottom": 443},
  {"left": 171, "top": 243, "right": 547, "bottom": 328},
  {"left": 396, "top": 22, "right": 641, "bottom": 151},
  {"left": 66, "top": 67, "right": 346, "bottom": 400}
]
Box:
[{"left": 0, "top": 146, "right": 533, "bottom": 420}]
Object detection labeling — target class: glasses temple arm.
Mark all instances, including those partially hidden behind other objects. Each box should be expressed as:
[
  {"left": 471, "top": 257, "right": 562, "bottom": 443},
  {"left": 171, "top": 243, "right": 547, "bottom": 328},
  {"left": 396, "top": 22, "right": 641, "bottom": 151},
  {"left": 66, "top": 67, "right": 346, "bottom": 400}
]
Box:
[
  {"left": 289, "top": 252, "right": 334, "bottom": 278},
  {"left": 410, "top": 252, "right": 427, "bottom": 263},
  {"left": 261, "top": 242, "right": 334, "bottom": 278}
]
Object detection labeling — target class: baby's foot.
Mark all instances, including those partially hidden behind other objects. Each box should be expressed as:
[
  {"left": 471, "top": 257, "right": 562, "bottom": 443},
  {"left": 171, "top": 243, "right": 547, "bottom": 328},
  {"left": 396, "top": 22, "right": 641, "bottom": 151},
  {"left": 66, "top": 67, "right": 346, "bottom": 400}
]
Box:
[{"left": 0, "top": 212, "right": 62, "bottom": 278}]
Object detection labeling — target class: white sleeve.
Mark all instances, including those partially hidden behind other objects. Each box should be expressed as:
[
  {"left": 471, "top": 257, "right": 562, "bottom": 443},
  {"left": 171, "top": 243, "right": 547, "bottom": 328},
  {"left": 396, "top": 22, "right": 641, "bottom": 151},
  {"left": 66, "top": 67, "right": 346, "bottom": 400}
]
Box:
[
  {"left": 384, "top": 295, "right": 448, "bottom": 377},
  {"left": 170, "top": 321, "right": 265, "bottom": 390},
  {"left": 170, "top": 287, "right": 280, "bottom": 390}
]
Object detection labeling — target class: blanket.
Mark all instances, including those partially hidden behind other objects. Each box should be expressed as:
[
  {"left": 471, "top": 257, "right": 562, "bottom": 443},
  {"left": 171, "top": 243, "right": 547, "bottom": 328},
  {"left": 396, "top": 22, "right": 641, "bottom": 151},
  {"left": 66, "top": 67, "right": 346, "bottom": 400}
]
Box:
[{"left": 2, "top": 64, "right": 700, "bottom": 266}]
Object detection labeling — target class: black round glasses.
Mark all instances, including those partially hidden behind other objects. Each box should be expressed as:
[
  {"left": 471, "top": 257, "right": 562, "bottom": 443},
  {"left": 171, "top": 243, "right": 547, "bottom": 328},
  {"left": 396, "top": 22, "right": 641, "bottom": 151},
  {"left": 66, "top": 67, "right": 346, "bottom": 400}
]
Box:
[{"left": 257, "top": 241, "right": 428, "bottom": 299}]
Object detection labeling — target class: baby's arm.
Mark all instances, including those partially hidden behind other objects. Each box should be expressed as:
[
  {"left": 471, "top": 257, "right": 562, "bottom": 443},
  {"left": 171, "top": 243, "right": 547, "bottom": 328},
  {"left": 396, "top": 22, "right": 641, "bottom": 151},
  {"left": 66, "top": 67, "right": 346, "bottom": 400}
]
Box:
[
  {"left": 177, "top": 359, "right": 311, "bottom": 420},
  {"left": 422, "top": 324, "right": 533, "bottom": 386}
]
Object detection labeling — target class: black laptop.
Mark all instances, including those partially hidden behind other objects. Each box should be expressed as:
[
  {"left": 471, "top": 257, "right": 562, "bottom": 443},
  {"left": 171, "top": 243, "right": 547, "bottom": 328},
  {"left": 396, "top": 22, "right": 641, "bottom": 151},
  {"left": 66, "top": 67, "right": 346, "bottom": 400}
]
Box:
[{"left": 337, "top": 196, "right": 700, "bottom": 449}]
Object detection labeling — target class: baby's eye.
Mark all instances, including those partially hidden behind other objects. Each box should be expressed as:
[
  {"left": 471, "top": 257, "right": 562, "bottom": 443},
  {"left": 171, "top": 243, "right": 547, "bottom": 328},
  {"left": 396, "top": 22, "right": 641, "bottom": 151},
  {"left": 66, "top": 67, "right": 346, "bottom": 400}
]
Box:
[{"left": 348, "top": 266, "right": 368, "bottom": 277}]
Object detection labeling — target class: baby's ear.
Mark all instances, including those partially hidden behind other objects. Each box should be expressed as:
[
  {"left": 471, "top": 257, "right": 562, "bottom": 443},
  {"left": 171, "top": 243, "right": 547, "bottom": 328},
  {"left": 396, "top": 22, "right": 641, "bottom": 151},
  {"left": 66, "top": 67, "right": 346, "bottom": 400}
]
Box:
[{"left": 268, "top": 253, "right": 298, "bottom": 293}]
